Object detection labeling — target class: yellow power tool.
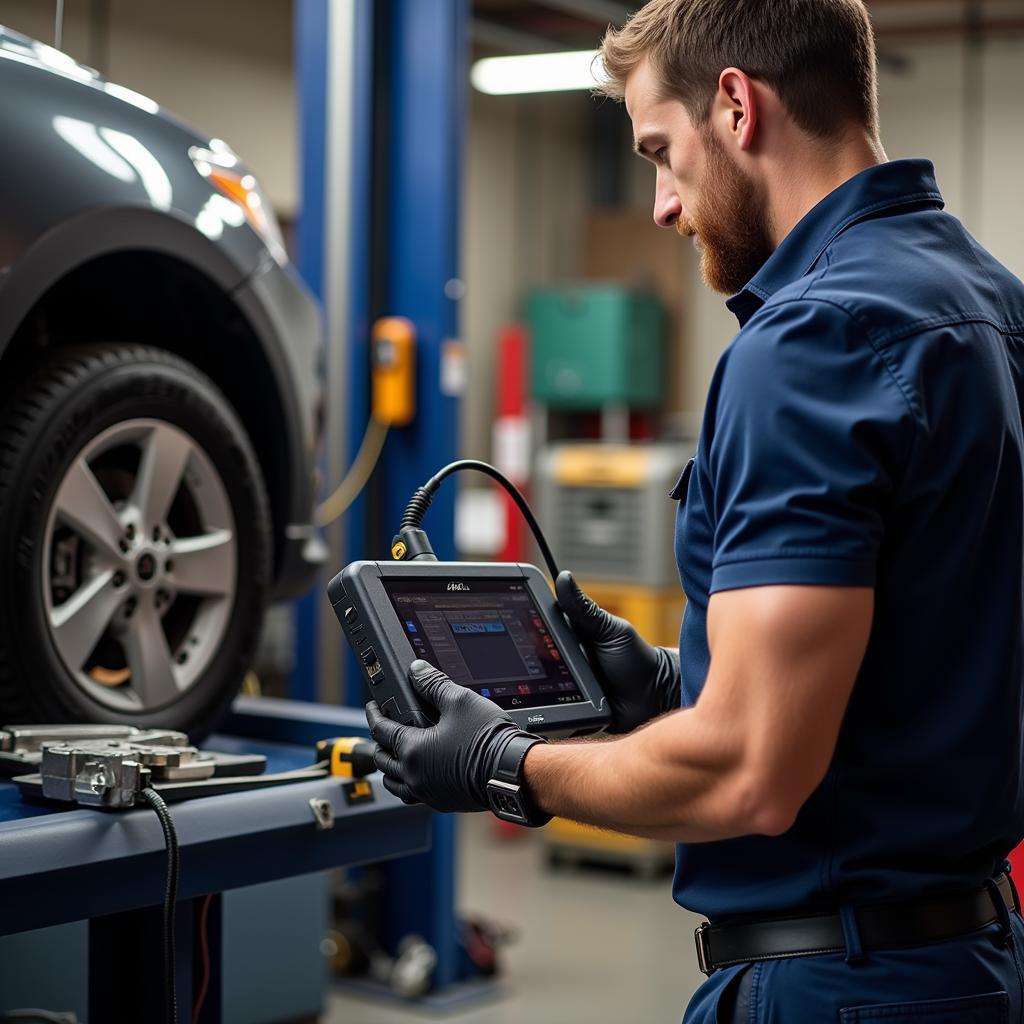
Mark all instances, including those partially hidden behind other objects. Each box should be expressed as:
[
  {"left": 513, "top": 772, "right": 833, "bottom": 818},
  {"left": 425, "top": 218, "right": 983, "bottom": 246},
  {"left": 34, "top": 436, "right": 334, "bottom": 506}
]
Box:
[{"left": 315, "top": 737, "right": 376, "bottom": 780}]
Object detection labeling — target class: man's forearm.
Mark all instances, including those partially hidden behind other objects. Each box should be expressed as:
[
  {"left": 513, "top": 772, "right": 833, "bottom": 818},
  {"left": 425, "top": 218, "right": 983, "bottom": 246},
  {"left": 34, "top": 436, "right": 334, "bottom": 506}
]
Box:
[{"left": 522, "top": 706, "right": 782, "bottom": 843}]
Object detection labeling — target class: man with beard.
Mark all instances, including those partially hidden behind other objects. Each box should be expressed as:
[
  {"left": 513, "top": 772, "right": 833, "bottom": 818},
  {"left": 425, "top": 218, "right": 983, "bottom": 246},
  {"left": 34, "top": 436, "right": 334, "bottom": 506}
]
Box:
[{"left": 366, "top": 0, "right": 1024, "bottom": 1019}]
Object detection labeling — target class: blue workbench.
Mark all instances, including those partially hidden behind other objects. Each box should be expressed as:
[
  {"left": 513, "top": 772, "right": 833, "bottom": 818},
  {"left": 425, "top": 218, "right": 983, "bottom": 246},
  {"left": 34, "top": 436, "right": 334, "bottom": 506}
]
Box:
[{"left": 0, "top": 698, "right": 432, "bottom": 1021}]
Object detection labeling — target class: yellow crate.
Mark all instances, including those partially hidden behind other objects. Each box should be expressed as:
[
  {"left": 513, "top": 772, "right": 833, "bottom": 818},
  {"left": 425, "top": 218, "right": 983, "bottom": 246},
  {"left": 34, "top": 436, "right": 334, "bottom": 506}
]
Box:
[{"left": 576, "top": 579, "right": 685, "bottom": 648}]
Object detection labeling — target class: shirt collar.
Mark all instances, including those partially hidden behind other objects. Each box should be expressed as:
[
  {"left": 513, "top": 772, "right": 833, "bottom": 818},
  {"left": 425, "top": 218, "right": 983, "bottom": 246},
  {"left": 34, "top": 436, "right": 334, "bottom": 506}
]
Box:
[{"left": 725, "top": 159, "right": 944, "bottom": 327}]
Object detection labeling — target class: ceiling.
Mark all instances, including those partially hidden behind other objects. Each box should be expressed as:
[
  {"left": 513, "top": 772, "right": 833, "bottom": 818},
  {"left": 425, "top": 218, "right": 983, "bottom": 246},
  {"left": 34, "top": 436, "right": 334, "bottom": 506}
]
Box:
[{"left": 471, "top": 0, "right": 1024, "bottom": 51}]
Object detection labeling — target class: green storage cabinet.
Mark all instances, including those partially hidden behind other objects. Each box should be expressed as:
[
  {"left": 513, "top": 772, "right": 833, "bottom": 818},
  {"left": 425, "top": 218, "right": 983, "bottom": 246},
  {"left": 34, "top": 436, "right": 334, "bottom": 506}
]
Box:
[{"left": 528, "top": 286, "right": 666, "bottom": 409}]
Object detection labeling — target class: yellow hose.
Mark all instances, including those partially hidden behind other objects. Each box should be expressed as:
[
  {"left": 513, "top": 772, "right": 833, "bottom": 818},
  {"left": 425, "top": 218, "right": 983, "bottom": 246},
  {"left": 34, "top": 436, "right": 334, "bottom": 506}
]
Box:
[{"left": 314, "top": 418, "right": 389, "bottom": 527}]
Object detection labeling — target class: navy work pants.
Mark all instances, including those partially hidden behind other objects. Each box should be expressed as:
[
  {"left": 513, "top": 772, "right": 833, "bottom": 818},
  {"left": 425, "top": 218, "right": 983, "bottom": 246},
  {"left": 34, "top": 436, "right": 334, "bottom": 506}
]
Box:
[{"left": 685, "top": 916, "right": 1024, "bottom": 1023}]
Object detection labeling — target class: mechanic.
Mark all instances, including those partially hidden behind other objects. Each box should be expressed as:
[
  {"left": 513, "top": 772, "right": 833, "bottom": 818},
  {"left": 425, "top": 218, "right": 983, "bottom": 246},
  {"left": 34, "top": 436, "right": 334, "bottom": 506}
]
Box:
[{"left": 367, "top": 0, "right": 1024, "bottom": 1019}]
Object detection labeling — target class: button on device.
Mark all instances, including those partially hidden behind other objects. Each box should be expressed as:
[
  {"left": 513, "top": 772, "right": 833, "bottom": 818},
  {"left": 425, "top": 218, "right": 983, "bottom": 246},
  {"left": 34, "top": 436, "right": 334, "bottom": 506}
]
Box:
[
  {"left": 344, "top": 606, "right": 359, "bottom": 626},
  {"left": 361, "top": 646, "right": 384, "bottom": 683}
]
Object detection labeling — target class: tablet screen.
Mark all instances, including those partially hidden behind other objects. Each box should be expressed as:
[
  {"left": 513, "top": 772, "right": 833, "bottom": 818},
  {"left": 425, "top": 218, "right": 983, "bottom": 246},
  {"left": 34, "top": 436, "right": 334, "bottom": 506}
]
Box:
[{"left": 381, "top": 577, "right": 587, "bottom": 711}]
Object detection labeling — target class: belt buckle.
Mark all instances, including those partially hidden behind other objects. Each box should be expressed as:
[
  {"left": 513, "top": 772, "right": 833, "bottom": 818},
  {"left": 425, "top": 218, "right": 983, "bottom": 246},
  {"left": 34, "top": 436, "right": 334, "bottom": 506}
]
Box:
[{"left": 694, "top": 921, "right": 712, "bottom": 976}]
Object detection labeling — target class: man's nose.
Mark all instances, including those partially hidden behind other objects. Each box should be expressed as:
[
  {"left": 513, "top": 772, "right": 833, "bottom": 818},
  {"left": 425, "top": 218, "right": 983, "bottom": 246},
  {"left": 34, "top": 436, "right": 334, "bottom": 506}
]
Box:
[{"left": 653, "top": 178, "right": 682, "bottom": 229}]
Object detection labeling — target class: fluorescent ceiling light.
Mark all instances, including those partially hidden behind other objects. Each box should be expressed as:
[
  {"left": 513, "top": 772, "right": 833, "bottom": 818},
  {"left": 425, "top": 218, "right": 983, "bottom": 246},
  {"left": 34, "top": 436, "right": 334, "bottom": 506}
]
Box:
[{"left": 471, "top": 50, "right": 605, "bottom": 96}]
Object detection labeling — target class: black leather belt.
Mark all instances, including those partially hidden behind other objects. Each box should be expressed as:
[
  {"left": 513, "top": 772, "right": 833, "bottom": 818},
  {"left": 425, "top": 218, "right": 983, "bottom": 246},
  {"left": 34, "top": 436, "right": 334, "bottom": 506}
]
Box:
[{"left": 695, "top": 874, "right": 1019, "bottom": 976}]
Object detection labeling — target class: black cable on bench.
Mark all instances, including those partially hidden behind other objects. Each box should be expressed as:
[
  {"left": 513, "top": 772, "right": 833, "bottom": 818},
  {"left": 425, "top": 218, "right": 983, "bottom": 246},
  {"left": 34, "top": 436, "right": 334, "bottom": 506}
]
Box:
[{"left": 140, "top": 787, "right": 180, "bottom": 1024}]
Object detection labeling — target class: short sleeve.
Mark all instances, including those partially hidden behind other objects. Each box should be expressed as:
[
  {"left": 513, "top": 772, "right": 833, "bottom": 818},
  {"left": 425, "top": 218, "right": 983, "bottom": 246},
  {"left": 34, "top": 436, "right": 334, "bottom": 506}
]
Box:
[{"left": 706, "top": 299, "right": 914, "bottom": 594}]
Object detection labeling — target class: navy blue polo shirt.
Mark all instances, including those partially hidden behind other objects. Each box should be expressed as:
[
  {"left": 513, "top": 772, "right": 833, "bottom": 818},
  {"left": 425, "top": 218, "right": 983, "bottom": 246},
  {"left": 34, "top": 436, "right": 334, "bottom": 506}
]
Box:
[{"left": 673, "top": 159, "right": 1024, "bottom": 921}]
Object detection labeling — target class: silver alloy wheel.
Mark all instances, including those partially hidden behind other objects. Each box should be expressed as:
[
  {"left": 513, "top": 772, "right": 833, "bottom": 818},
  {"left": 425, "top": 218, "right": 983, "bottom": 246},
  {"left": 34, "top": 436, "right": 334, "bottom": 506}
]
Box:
[{"left": 42, "top": 418, "right": 237, "bottom": 712}]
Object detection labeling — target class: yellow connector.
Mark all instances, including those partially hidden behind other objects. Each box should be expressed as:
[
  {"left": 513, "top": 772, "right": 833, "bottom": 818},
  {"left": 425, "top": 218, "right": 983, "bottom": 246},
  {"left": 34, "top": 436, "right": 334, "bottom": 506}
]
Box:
[{"left": 315, "top": 737, "right": 376, "bottom": 779}]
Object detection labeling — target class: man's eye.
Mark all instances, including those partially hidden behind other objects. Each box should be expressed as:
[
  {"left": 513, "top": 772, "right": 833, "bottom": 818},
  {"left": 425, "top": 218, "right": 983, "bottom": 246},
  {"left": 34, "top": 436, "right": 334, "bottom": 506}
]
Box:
[{"left": 656, "top": 148, "right": 668, "bottom": 165}]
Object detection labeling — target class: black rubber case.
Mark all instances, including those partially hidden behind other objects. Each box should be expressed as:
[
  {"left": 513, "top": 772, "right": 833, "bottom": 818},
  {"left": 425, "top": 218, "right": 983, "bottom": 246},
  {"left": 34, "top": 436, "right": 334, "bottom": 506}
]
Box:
[{"left": 327, "top": 561, "right": 610, "bottom": 737}]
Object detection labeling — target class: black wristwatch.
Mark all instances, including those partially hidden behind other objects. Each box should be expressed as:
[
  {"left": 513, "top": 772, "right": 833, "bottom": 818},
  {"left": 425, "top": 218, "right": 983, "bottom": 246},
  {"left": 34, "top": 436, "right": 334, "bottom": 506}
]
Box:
[{"left": 485, "top": 734, "right": 551, "bottom": 828}]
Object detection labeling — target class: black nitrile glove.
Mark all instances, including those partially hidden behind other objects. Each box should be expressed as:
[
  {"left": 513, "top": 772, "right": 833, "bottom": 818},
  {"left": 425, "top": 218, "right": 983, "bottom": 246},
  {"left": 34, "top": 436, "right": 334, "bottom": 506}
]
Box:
[
  {"left": 366, "top": 659, "right": 541, "bottom": 812},
  {"left": 556, "top": 570, "right": 681, "bottom": 734}
]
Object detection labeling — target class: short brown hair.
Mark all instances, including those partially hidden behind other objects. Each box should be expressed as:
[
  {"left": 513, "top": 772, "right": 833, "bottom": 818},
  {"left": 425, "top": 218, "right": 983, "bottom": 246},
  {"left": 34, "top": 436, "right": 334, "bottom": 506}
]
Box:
[{"left": 599, "top": 0, "right": 879, "bottom": 140}]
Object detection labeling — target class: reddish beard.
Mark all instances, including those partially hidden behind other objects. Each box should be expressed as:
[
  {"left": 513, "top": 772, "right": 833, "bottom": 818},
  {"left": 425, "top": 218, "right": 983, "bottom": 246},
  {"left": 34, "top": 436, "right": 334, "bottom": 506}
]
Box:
[{"left": 678, "top": 130, "right": 775, "bottom": 296}]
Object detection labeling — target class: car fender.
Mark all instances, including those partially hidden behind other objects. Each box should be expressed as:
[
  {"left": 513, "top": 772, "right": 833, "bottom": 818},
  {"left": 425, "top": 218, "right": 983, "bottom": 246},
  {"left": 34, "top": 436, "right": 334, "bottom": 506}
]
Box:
[{"left": 0, "top": 203, "right": 258, "bottom": 351}]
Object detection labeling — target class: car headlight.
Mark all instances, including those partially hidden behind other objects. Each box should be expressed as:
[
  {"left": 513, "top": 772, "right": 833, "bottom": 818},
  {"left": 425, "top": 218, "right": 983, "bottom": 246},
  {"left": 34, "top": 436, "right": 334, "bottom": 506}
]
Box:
[{"left": 189, "top": 140, "right": 287, "bottom": 263}]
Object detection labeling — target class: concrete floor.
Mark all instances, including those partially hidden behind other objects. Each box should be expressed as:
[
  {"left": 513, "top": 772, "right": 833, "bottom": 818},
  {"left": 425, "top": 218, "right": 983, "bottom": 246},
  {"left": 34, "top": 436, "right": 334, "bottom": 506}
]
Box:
[{"left": 324, "top": 815, "right": 707, "bottom": 1023}]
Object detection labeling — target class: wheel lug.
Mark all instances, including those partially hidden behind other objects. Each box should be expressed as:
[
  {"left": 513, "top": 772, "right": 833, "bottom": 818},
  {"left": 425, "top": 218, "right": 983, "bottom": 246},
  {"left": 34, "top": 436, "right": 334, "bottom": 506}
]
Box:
[
  {"left": 113, "top": 571, "right": 126, "bottom": 587},
  {"left": 152, "top": 526, "right": 160, "bottom": 542},
  {"left": 177, "top": 651, "right": 189, "bottom": 665},
  {"left": 118, "top": 538, "right": 130, "bottom": 553},
  {"left": 125, "top": 524, "right": 135, "bottom": 540},
  {"left": 124, "top": 596, "right": 137, "bottom": 618}
]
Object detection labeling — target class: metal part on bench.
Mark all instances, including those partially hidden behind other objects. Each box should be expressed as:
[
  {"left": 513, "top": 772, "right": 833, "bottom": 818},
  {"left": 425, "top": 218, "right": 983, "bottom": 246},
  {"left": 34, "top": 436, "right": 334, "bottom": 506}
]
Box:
[{"left": 40, "top": 738, "right": 213, "bottom": 808}]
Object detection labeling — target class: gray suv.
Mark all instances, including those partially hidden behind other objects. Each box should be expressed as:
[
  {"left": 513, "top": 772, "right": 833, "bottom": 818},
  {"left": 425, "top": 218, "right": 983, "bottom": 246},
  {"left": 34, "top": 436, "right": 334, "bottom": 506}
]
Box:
[{"left": 0, "top": 29, "right": 324, "bottom": 736}]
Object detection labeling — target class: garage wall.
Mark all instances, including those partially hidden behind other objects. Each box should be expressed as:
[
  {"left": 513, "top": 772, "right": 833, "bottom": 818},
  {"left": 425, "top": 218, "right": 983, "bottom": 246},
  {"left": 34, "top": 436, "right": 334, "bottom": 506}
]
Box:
[
  {"left": 0, "top": 0, "right": 297, "bottom": 213},
  {"left": 461, "top": 88, "right": 591, "bottom": 460},
  {"left": 976, "top": 36, "right": 1024, "bottom": 282},
  {"left": 881, "top": 36, "right": 1023, "bottom": 280}
]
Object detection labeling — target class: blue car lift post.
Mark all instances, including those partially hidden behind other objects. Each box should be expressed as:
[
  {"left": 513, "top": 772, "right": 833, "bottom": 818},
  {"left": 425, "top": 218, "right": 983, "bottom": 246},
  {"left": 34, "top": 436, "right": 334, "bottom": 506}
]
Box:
[{"left": 292, "top": 0, "right": 471, "bottom": 1000}]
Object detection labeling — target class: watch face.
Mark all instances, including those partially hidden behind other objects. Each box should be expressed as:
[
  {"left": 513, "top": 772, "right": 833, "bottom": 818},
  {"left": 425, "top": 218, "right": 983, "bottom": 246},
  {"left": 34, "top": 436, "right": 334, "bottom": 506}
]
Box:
[{"left": 489, "top": 784, "right": 527, "bottom": 822}]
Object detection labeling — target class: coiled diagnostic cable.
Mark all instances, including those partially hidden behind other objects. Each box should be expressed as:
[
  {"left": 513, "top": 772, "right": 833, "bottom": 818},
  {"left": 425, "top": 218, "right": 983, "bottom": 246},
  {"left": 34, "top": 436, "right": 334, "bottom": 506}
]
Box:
[{"left": 393, "top": 459, "right": 561, "bottom": 582}]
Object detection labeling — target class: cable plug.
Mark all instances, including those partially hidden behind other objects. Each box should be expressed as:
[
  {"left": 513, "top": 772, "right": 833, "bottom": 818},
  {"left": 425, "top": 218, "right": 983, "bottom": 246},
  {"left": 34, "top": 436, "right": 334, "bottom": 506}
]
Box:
[{"left": 391, "top": 527, "right": 437, "bottom": 562}]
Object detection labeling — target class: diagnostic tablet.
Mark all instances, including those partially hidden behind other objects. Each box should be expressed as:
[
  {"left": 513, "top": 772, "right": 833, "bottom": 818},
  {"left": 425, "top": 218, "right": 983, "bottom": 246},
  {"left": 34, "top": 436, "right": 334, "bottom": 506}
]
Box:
[{"left": 328, "top": 561, "right": 610, "bottom": 736}]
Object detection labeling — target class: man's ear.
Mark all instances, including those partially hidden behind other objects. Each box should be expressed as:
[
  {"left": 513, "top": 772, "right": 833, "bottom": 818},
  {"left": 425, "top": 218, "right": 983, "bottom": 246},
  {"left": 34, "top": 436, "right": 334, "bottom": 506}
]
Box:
[{"left": 716, "top": 67, "right": 758, "bottom": 151}]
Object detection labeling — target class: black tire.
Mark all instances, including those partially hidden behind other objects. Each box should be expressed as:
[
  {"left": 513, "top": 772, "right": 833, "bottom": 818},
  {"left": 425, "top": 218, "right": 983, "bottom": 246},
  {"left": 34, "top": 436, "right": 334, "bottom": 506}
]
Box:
[{"left": 0, "top": 344, "right": 271, "bottom": 739}]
